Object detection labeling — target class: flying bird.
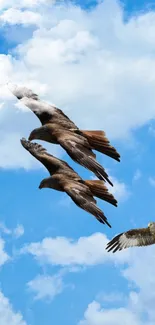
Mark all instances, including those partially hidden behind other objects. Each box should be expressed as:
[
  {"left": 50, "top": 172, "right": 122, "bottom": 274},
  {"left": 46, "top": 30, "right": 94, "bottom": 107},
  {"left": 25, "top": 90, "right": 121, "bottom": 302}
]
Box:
[
  {"left": 8, "top": 83, "right": 120, "bottom": 163},
  {"left": 28, "top": 124, "right": 113, "bottom": 185},
  {"left": 21, "top": 138, "right": 117, "bottom": 227},
  {"left": 106, "top": 222, "right": 155, "bottom": 252}
]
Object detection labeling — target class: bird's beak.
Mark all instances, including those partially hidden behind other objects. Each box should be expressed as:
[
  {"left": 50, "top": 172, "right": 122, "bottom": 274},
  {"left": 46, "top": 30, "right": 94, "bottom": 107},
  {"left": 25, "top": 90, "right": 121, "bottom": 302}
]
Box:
[{"left": 38, "top": 184, "right": 42, "bottom": 189}]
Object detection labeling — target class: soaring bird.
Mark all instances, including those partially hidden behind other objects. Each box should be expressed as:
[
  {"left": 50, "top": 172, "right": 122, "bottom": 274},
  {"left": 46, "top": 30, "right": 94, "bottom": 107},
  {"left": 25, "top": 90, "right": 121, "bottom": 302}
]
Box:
[
  {"left": 21, "top": 138, "right": 117, "bottom": 227},
  {"left": 28, "top": 124, "right": 113, "bottom": 185},
  {"left": 106, "top": 222, "right": 155, "bottom": 252},
  {"left": 8, "top": 83, "right": 120, "bottom": 168}
]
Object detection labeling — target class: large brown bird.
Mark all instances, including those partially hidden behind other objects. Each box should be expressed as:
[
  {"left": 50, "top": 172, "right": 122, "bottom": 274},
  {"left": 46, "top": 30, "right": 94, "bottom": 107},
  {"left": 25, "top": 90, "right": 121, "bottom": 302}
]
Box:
[
  {"left": 28, "top": 124, "right": 113, "bottom": 185},
  {"left": 21, "top": 138, "right": 117, "bottom": 227},
  {"left": 9, "top": 84, "right": 120, "bottom": 184},
  {"left": 106, "top": 222, "right": 155, "bottom": 252}
]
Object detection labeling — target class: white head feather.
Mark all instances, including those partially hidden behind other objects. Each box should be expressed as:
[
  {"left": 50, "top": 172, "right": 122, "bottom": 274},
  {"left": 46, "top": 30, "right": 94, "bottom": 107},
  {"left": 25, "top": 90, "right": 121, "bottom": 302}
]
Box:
[{"left": 148, "top": 222, "right": 155, "bottom": 232}]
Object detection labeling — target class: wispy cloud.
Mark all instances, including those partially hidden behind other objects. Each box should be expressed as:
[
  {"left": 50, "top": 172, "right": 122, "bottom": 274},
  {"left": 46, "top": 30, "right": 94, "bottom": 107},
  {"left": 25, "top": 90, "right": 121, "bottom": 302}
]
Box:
[
  {"left": 148, "top": 177, "right": 155, "bottom": 187},
  {"left": 13, "top": 224, "right": 24, "bottom": 238},
  {"left": 132, "top": 169, "right": 142, "bottom": 182},
  {"left": 0, "top": 222, "right": 24, "bottom": 239},
  {"left": 21, "top": 232, "right": 130, "bottom": 267},
  {"left": 107, "top": 176, "right": 131, "bottom": 202},
  {"left": 27, "top": 272, "right": 64, "bottom": 301},
  {"left": 0, "top": 291, "right": 27, "bottom": 325},
  {"left": 0, "top": 238, "right": 9, "bottom": 266}
]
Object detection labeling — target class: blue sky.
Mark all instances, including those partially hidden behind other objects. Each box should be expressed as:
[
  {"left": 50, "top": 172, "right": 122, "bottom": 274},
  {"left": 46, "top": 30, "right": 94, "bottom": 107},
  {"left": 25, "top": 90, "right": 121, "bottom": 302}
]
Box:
[{"left": 1, "top": 0, "right": 155, "bottom": 325}]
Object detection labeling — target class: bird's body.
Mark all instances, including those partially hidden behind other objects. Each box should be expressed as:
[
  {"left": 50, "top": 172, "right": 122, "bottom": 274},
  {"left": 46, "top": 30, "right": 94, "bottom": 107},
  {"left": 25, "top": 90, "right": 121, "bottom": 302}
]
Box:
[
  {"left": 106, "top": 222, "right": 155, "bottom": 252},
  {"left": 21, "top": 138, "right": 118, "bottom": 227}
]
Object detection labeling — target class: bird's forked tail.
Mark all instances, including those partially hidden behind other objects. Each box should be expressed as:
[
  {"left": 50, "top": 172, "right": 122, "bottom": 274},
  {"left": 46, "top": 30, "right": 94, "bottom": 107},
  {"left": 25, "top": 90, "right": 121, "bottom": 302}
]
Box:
[
  {"left": 81, "top": 130, "right": 120, "bottom": 162},
  {"left": 84, "top": 179, "right": 117, "bottom": 207}
]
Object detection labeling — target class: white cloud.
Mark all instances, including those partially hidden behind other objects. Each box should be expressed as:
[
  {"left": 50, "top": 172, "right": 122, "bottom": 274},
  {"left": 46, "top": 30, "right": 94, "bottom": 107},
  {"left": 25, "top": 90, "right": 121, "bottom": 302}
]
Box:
[
  {"left": 0, "top": 8, "right": 42, "bottom": 26},
  {"left": 79, "top": 301, "right": 141, "bottom": 325},
  {"left": 148, "top": 124, "right": 155, "bottom": 137},
  {"left": 1, "top": 0, "right": 155, "bottom": 167},
  {"left": 91, "top": 174, "right": 130, "bottom": 202},
  {"left": 149, "top": 176, "right": 155, "bottom": 186},
  {"left": 107, "top": 176, "right": 130, "bottom": 202},
  {"left": 0, "top": 222, "right": 24, "bottom": 239},
  {"left": 149, "top": 176, "right": 155, "bottom": 187},
  {"left": 79, "top": 245, "right": 155, "bottom": 325},
  {"left": 0, "top": 223, "right": 12, "bottom": 235},
  {"left": 21, "top": 231, "right": 155, "bottom": 325},
  {"left": 0, "top": 0, "right": 52, "bottom": 10},
  {"left": 13, "top": 225, "right": 24, "bottom": 238},
  {"left": 96, "top": 292, "right": 125, "bottom": 304},
  {"left": 0, "top": 291, "right": 27, "bottom": 325},
  {"left": 21, "top": 232, "right": 130, "bottom": 266},
  {"left": 27, "top": 273, "right": 64, "bottom": 301},
  {"left": 0, "top": 238, "right": 9, "bottom": 266}
]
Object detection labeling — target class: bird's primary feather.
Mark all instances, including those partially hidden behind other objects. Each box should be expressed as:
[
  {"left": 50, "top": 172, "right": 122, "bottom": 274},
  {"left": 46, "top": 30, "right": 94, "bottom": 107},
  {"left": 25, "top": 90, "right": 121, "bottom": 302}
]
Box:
[{"left": 106, "top": 227, "right": 155, "bottom": 252}]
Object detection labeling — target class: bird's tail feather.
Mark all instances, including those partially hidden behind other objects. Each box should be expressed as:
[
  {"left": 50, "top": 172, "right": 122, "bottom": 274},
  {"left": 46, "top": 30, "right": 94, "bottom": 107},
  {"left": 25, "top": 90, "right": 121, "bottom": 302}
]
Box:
[
  {"left": 85, "top": 180, "right": 117, "bottom": 206},
  {"left": 81, "top": 130, "right": 120, "bottom": 162}
]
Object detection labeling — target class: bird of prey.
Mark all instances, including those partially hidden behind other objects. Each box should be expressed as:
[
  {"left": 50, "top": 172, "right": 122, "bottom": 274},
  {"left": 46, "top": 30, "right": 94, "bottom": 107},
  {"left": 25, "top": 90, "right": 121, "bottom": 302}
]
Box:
[
  {"left": 21, "top": 138, "right": 117, "bottom": 227},
  {"left": 28, "top": 124, "right": 113, "bottom": 185},
  {"left": 9, "top": 83, "right": 120, "bottom": 161},
  {"left": 106, "top": 222, "right": 155, "bottom": 252},
  {"left": 8, "top": 84, "right": 120, "bottom": 183}
]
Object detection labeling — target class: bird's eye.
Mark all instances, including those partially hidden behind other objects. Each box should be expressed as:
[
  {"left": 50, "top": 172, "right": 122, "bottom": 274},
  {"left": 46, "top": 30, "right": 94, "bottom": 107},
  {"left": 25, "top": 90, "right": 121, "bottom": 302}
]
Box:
[{"left": 17, "top": 95, "right": 22, "bottom": 100}]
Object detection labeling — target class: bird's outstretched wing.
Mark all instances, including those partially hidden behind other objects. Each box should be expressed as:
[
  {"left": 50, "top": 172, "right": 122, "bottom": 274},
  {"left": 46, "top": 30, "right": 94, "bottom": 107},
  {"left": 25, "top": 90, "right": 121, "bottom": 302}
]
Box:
[
  {"left": 51, "top": 108, "right": 78, "bottom": 130},
  {"left": 8, "top": 84, "right": 78, "bottom": 128},
  {"left": 20, "top": 138, "right": 76, "bottom": 176},
  {"left": 106, "top": 228, "right": 155, "bottom": 252},
  {"left": 63, "top": 182, "right": 111, "bottom": 227},
  {"left": 58, "top": 137, "right": 113, "bottom": 186},
  {"left": 8, "top": 83, "right": 39, "bottom": 100}
]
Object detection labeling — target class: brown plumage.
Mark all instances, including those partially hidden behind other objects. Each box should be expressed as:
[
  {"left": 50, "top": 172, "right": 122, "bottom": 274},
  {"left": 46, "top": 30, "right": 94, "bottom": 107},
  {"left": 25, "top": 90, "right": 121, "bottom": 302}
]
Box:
[
  {"left": 28, "top": 124, "right": 113, "bottom": 185},
  {"left": 84, "top": 180, "right": 117, "bottom": 207},
  {"left": 81, "top": 130, "right": 120, "bottom": 162},
  {"left": 106, "top": 222, "right": 155, "bottom": 252},
  {"left": 9, "top": 84, "right": 120, "bottom": 163},
  {"left": 21, "top": 138, "right": 117, "bottom": 227}
]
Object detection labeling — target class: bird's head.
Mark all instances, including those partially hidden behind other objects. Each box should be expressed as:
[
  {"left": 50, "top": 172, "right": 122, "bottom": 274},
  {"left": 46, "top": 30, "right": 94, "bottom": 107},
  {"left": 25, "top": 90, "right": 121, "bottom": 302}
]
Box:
[
  {"left": 39, "top": 178, "right": 50, "bottom": 189},
  {"left": 28, "top": 126, "right": 49, "bottom": 141},
  {"left": 148, "top": 222, "right": 155, "bottom": 230}
]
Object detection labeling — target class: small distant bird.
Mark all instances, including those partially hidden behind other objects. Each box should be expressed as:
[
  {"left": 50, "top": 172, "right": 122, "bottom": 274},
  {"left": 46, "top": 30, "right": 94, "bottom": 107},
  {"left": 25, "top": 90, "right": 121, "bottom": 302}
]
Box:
[
  {"left": 106, "top": 222, "right": 155, "bottom": 252},
  {"left": 21, "top": 138, "right": 117, "bottom": 227},
  {"left": 8, "top": 84, "right": 120, "bottom": 184}
]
